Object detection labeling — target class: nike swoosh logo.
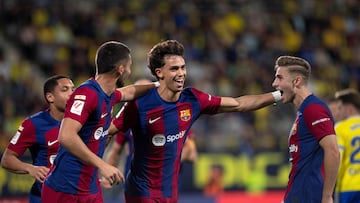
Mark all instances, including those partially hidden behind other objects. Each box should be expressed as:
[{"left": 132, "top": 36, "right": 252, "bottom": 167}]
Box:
[
  {"left": 149, "top": 117, "right": 161, "bottom": 124},
  {"left": 48, "top": 140, "right": 58, "bottom": 146},
  {"left": 101, "top": 113, "right": 108, "bottom": 118}
]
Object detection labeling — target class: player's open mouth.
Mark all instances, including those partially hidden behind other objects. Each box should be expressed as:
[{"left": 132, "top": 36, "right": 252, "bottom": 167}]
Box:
[{"left": 175, "top": 79, "right": 184, "bottom": 86}]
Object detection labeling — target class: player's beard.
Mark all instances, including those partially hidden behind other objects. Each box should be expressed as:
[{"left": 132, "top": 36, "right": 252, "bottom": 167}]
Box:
[
  {"left": 116, "top": 77, "right": 124, "bottom": 88},
  {"left": 116, "top": 69, "right": 130, "bottom": 87}
]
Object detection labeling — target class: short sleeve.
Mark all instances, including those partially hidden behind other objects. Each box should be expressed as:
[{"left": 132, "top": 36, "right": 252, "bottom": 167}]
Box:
[
  {"left": 64, "top": 86, "right": 98, "bottom": 125},
  {"left": 303, "top": 104, "right": 335, "bottom": 141},
  {"left": 190, "top": 88, "right": 221, "bottom": 114},
  {"left": 112, "top": 89, "right": 122, "bottom": 104},
  {"left": 7, "top": 119, "right": 36, "bottom": 155}
]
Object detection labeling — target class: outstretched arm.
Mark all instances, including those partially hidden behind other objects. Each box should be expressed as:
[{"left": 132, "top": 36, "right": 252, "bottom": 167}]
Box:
[
  {"left": 217, "top": 91, "right": 281, "bottom": 113},
  {"left": 117, "top": 82, "right": 159, "bottom": 101}
]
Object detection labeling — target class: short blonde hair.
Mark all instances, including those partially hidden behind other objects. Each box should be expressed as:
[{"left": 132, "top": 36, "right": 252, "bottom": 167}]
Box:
[{"left": 275, "top": 56, "right": 311, "bottom": 81}]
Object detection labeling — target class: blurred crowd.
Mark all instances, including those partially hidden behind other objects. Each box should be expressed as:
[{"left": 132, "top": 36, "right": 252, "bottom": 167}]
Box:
[{"left": 1, "top": 0, "right": 360, "bottom": 155}]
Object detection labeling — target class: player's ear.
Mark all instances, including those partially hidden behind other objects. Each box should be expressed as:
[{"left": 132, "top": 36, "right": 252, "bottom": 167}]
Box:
[
  {"left": 117, "top": 64, "right": 124, "bottom": 75},
  {"left": 155, "top": 68, "right": 163, "bottom": 80},
  {"left": 46, "top": 92, "right": 54, "bottom": 103},
  {"left": 292, "top": 75, "right": 302, "bottom": 86}
]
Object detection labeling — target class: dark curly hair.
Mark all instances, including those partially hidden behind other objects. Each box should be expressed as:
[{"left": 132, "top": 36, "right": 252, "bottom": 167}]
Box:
[{"left": 147, "top": 40, "right": 184, "bottom": 79}]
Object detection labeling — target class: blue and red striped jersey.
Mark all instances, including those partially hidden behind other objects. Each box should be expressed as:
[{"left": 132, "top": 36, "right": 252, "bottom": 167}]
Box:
[
  {"left": 7, "top": 109, "right": 60, "bottom": 197},
  {"left": 114, "top": 125, "right": 195, "bottom": 182},
  {"left": 44, "top": 78, "right": 121, "bottom": 195},
  {"left": 284, "top": 94, "right": 335, "bottom": 202},
  {"left": 113, "top": 87, "right": 221, "bottom": 200}
]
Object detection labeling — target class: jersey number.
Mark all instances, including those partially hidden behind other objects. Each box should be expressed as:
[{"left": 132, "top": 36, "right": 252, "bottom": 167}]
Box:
[{"left": 351, "top": 137, "right": 360, "bottom": 164}]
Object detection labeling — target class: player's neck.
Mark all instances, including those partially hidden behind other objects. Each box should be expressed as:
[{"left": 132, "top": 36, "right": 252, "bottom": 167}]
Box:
[
  {"left": 294, "top": 88, "right": 312, "bottom": 109},
  {"left": 95, "top": 74, "right": 117, "bottom": 96},
  {"left": 49, "top": 108, "right": 64, "bottom": 121},
  {"left": 157, "top": 86, "right": 181, "bottom": 102}
]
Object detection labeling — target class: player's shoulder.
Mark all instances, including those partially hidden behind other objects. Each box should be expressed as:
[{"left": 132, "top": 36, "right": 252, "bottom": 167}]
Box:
[
  {"left": 304, "top": 95, "right": 325, "bottom": 106},
  {"left": 347, "top": 116, "right": 360, "bottom": 123},
  {"left": 71, "top": 85, "right": 99, "bottom": 102},
  {"left": 27, "top": 110, "right": 50, "bottom": 122},
  {"left": 178, "top": 87, "right": 198, "bottom": 101},
  {"left": 334, "top": 120, "right": 346, "bottom": 131},
  {"left": 28, "top": 111, "right": 44, "bottom": 119},
  {"left": 181, "top": 86, "right": 201, "bottom": 95},
  {"left": 135, "top": 88, "right": 159, "bottom": 104},
  {"left": 76, "top": 79, "right": 102, "bottom": 95},
  {"left": 17, "top": 112, "right": 42, "bottom": 132},
  {"left": 141, "top": 87, "right": 158, "bottom": 97},
  {"left": 303, "top": 96, "right": 329, "bottom": 112}
]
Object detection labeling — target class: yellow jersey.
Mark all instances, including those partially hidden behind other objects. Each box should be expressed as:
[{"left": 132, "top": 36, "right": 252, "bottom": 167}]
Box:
[{"left": 335, "top": 116, "right": 360, "bottom": 192}]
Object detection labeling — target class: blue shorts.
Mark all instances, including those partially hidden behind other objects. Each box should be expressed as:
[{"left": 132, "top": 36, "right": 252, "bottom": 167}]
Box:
[
  {"left": 29, "top": 193, "right": 41, "bottom": 203},
  {"left": 337, "top": 191, "right": 360, "bottom": 203}
]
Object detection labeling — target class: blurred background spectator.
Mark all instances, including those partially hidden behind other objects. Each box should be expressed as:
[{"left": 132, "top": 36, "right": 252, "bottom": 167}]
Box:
[
  {"left": 0, "top": 0, "right": 359, "bottom": 202},
  {"left": 203, "top": 164, "right": 225, "bottom": 196}
]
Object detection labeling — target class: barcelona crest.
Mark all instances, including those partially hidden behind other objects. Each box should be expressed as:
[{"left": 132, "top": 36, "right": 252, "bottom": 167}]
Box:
[
  {"left": 180, "top": 109, "right": 191, "bottom": 122},
  {"left": 290, "top": 115, "right": 300, "bottom": 136}
]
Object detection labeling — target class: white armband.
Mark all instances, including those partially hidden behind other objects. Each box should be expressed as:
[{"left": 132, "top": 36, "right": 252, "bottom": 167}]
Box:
[
  {"left": 271, "top": 90, "right": 282, "bottom": 102},
  {"left": 154, "top": 81, "right": 160, "bottom": 87}
]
